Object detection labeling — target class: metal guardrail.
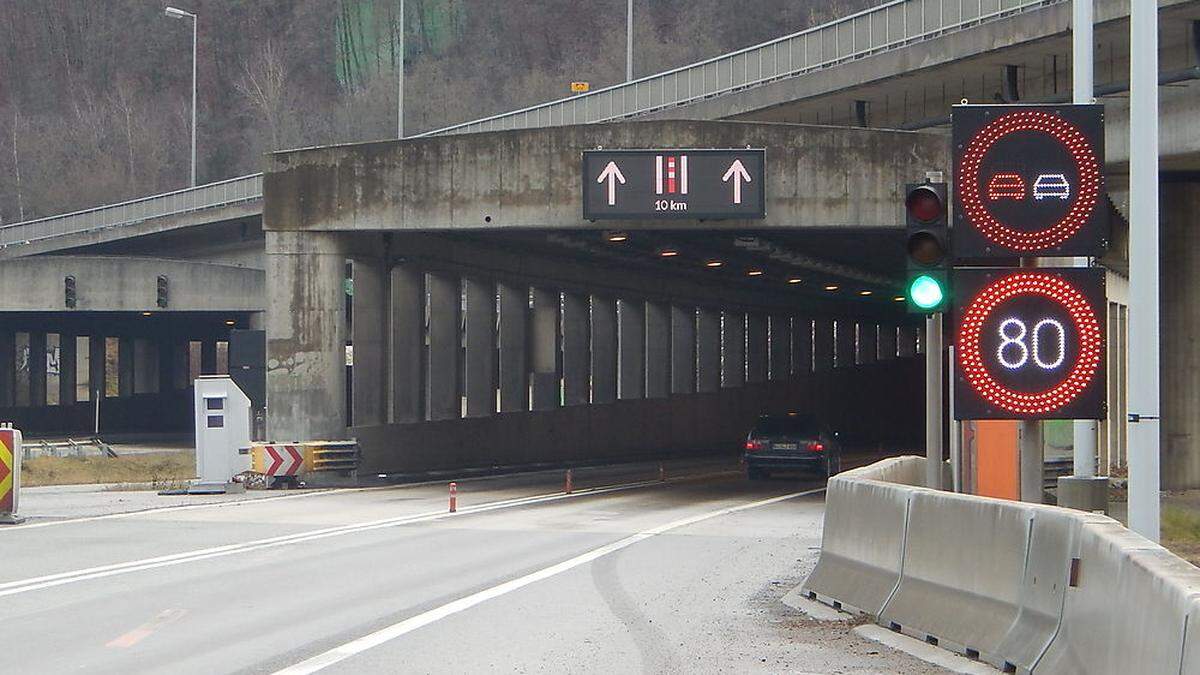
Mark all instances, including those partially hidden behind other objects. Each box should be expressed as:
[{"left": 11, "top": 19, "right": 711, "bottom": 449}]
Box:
[
  {"left": 418, "top": 0, "right": 1059, "bottom": 137},
  {"left": 0, "top": 0, "right": 1060, "bottom": 247},
  {"left": 0, "top": 173, "right": 263, "bottom": 248}
]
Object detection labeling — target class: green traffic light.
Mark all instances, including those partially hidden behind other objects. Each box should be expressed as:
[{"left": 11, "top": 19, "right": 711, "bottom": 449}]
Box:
[{"left": 909, "top": 274, "right": 945, "bottom": 310}]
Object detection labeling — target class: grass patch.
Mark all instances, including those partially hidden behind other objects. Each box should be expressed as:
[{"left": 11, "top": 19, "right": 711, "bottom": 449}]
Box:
[
  {"left": 21, "top": 452, "right": 195, "bottom": 489},
  {"left": 1162, "top": 506, "right": 1200, "bottom": 567}
]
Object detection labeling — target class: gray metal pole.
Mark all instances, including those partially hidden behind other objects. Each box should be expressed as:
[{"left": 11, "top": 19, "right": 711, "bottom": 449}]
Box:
[
  {"left": 1128, "top": 0, "right": 1160, "bottom": 541},
  {"left": 926, "top": 312, "right": 943, "bottom": 490},
  {"left": 1071, "top": 0, "right": 1098, "bottom": 478},
  {"left": 1020, "top": 420, "right": 1045, "bottom": 502},
  {"left": 398, "top": 0, "right": 405, "bottom": 139},
  {"left": 626, "top": 0, "right": 633, "bottom": 81},
  {"left": 949, "top": 345, "right": 960, "bottom": 492},
  {"left": 189, "top": 13, "right": 197, "bottom": 187}
]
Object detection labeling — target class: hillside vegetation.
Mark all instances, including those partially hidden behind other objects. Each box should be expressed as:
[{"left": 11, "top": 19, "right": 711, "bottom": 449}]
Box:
[{"left": 0, "top": 0, "right": 864, "bottom": 223}]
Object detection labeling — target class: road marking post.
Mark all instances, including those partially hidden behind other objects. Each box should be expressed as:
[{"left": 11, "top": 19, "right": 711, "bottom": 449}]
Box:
[
  {"left": 0, "top": 423, "right": 24, "bottom": 525},
  {"left": 564, "top": 469, "right": 574, "bottom": 494},
  {"left": 659, "top": 462, "right": 665, "bottom": 482},
  {"left": 448, "top": 482, "right": 457, "bottom": 513}
]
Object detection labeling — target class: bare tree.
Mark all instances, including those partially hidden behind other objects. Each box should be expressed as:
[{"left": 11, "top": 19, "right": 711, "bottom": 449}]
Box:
[{"left": 235, "top": 41, "right": 291, "bottom": 150}]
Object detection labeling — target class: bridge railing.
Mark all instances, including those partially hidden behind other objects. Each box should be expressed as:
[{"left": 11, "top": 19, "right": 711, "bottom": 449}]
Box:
[
  {"left": 0, "top": 173, "right": 263, "bottom": 247},
  {"left": 418, "top": 0, "right": 1055, "bottom": 137}
]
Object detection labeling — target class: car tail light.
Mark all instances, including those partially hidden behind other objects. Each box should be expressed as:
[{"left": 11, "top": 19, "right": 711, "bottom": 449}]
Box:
[
  {"left": 745, "top": 440, "right": 764, "bottom": 452},
  {"left": 807, "top": 442, "right": 825, "bottom": 452}
]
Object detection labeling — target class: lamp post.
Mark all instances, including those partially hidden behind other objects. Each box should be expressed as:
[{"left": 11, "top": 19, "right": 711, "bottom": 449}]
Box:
[
  {"left": 398, "top": 0, "right": 404, "bottom": 138},
  {"left": 164, "top": 6, "right": 198, "bottom": 187},
  {"left": 626, "top": 0, "right": 633, "bottom": 81}
]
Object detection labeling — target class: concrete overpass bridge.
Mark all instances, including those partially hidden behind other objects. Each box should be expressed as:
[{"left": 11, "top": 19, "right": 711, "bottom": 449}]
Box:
[{"left": 0, "top": 0, "right": 1195, "bottom": 484}]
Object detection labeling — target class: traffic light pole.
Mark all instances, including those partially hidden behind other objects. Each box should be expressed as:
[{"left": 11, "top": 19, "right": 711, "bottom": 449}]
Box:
[{"left": 926, "top": 312, "right": 944, "bottom": 490}]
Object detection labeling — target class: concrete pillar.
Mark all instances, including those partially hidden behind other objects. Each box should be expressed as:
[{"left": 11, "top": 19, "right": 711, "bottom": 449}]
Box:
[
  {"left": 721, "top": 310, "right": 745, "bottom": 388},
  {"left": 898, "top": 325, "right": 919, "bottom": 358},
  {"left": 813, "top": 319, "right": 834, "bottom": 372},
  {"left": 133, "top": 339, "right": 158, "bottom": 394},
  {"left": 351, "top": 257, "right": 387, "bottom": 426},
  {"left": 878, "top": 325, "right": 898, "bottom": 361},
  {"left": 834, "top": 320, "right": 855, "bottom": 368},
  {"left": 29, "top": 332, "right": 46, "bottom": 406},
  {"left": 118, "top": 335, "right": 134, "bottom": 398},
  {"left": 590, "top": 296, "right": 617, "bottom": 404},
  {"left": 498, "top": 283, "right": 528, "bottom": 412},
  {"left": 266, "top": 231, "right": 347, "bottom": 443},
  {"left": 463, "top": 278, "right": 497, "bottom": 417},
  {"left": 857, "top": 322, "right": 878, "bottom": 365},
  {"left": 769, "top": 315, "right": 791, "bottom": 380},
  {"left": 792, "top": 318, "right": 812, "bottom": 375},
  {"left": 426, "top": 272, "right": 461, "bottom": 420},
  {"left": 0, "top": 331, "right": 14, "bottom": 407},
  {"left": 529, "top": 288, "right": 559, "bottom": 410},
  {"left": 390, "top": 265, "right": 424, "bottom": 423},
  {"left": 1162, "top": 182, "right": 1200, "bottom": 488},
  {"left": 697, "top": 309, "right": 721, "bottom": 393},
  {"left": 671, "top": 305, "right": 696, "bottom": 394},
  {"left": 58, "top": 333, "right": 76, "bottom": 406},
  {"left": 746, "top": 313, "right": 768, "bottom": 383},
  {"left": 562, "top": 292, "right": 589, "bottom": 406},
  {"left": 644, "top": 301, "right": 670, "bottom": 398},
  {"left": 618, "top": 299, "right": 645, "bottom": 399}
]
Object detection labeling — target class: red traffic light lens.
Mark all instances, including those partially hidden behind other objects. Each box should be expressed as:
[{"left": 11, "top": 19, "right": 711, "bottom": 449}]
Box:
[{"left": 906, "top": 187, "right": 943, "bottom": 223}]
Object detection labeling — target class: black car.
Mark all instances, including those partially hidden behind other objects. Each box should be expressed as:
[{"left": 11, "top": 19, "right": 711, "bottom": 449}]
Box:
[{"left": 743, "top": 413, "right": 842, "bottom": 480}]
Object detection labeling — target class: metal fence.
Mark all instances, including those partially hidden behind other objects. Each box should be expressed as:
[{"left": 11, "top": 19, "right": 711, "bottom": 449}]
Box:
[
  {"left": 0, "top": 173, "right": 263, "bottom": 247},
  {"left": 418, "top": 0, "right": 1057, "bottom": 137}
]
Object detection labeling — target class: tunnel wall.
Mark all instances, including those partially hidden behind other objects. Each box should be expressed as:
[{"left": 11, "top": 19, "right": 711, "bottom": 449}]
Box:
[{"left": 352, "top": 359, "right": 922, "bottom": 475}]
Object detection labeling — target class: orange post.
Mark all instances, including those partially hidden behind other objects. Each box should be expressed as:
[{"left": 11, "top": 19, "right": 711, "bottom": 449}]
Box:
[
  {"left": 564, "top": 469, "right": 573, "bottom": 494},
  {"left": 448, "top": 482, "right": 457, "bottom": 513},
  {"left": 974, "top": 420, "right": 1021, "bottom": 500}
]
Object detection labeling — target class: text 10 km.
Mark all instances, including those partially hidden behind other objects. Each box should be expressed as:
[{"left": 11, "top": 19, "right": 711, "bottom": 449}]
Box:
[{"left": 654, "top": 199, "right": 688, "bottom": 212}]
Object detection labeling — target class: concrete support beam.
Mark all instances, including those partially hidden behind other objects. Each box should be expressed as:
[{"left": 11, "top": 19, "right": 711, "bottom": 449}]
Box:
[
  {"left": 266, "top": 231, "right": 347, "bottom": 442},
  {"left": 0, "top": 331, "right": 14, "bottom": 407},
  {"left": 857, "top": 322, "right": 878, "bottom": 365},
  {"left": 722, "top": 311, "right": 745, "bottom": 388},
  {"left": 118, "top": 336, "right": 134, "bottom": 398},
  {"left": 529, "top": 288, "right": 559, "bottom": 411},
  {"left": 618, "top": 299, "right": 645, "bottom": 400},
  {"left": 671, "top": 305, "right": 696, "bottom": 395},
  {"left": 898, "top": 325, "right": 919, "bottom": 358},
  {"left": 59, "top": 333, "right": 77, "bottom": 406},
  {"left": 645, "top": 301, "right": 670, "bottom": 399},
  {"left": 426, "top": 272, "right": 461, "bottom": 420},
  {"left": 813, "top": 319, "right": 834, "bottom": 372},
  {"left": 697, "top": 309, "right": 721, "bottom": 393},
  {"left": 746, "top": 314, "right": 768, "bottom": 383},
  {"left": 590, "top": 296, "right": 617, "bottom": 404},
  {"left": 133, "top": 339, "right": 158, "bottom": 394},
  {"left": 464, "top": 278, "right": 497, "bottom": 417},
  {"left": 878, "top": 325, "right": 898, "bottom": 361},
  {"left": 792, "top": 318, "right": 812, "bottom": 375},
  {"left": 769, "top": 315, "right": 791, "bottom": 380},
  {"left": 562, "top": 292, "right": 589, "bottom": 406},
  {"left": 1162, "top": 182, "right": 1200, "bottom": 488},
  {"left": 89, "top": 334, "right": 106, "bottom": 403},
  {"left": 29, "top": 332, "right": 46, "bottom": 406},
  {"left": 351, "top": 256, "right": 387, "bottom": 426},
  {"left": 390, "top": 265, "right": 425, "bottom": 423},
  {"left": 498, "top": 282, "right": 528, "bottom": 412},
  {"left": 834, "top": 320, "right": 855, "bottom": 368}
]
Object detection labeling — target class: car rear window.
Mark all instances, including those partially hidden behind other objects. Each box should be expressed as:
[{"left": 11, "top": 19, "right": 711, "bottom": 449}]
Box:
[{"left": 751, "top": 415, "right": 819, "bottom": 436}]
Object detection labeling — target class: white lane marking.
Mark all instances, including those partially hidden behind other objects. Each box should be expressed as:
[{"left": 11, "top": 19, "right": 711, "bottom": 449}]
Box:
[
  {"left": 273, "top": 486, "right": 826, "bottom": 675},
  {"left": 0, "top": 472, "right": 736, "bottom": 598}
]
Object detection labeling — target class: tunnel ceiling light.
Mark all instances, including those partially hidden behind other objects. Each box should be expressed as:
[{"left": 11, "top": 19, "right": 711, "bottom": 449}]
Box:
[
  {"left": 859, "top": 290, "right": 873, "bottom": 296},
  {"left": 605, "top": 231, "right": 629, "bottom": 243},
  {"left": 894, "top": 295, "right": 906, "bottom": 302},
  {"left": 658, "top": 248, "right": 679, "bottom": 258},
  {"left": 705, "top": 260, "right": 723, "bottom": 268},
  {"left": 824, "top": 284, "right": 840, "bottom": 291},
  {"left": 142, "top": 311, "right": 152, "bottom": 317},
  {"left": 787, "top": 277, "right": 803, "bottom": 285},
  {"left": 747, "top": 269, "right": 764, "bottom": 276},
  {"left": 225, "top": 320, "right": 236, "bottom": 326}
]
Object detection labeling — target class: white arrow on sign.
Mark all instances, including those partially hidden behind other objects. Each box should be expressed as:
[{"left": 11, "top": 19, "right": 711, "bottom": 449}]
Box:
[
  {"left": 722, "top": 159, "right": 752, "bottom": 205},
  {"left": 596, "top": 161, "right": 626, "bottom": 206}
]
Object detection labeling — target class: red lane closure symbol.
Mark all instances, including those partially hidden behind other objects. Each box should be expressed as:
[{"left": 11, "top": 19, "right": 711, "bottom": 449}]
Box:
[
  {"left": 957, "top": 272, "right": 1104, "bottom": 416},
  {"left": 957, "top": 109, "right": 1102, "bottom": 252},
  {"left": 264, "top": 444, "right": 303, "bottom": 476}
]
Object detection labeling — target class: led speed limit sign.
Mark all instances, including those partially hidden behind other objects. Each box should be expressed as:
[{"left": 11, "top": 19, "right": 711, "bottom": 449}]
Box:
[
  {"left": 952, "top": 104, "right": 1108, "bottom": 257},
  {"left": 953, "top": 268, "right": 1106, "bottom": 420}
]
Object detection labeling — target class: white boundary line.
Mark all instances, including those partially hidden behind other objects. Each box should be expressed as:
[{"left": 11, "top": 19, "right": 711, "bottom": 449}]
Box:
[{"left": 273, "top": 487, "right": 826, "bottom": 675}]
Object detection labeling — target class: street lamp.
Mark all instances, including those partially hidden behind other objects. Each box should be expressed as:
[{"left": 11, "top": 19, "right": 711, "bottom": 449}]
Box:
[
  {"left": 626, "top": 0, "right": 633, "bottom": 81},
  {"left": 164, "top": 6, "right": 198, "bottom": 187}
]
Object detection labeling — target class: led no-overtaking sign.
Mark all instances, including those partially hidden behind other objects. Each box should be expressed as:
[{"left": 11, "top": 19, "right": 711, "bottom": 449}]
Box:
[
  {"left": 952, "top": 104, "right": 1109, "bottom": 257},
  {"left": 953, "top": 267, "right": 1106, "bottom": 420}
]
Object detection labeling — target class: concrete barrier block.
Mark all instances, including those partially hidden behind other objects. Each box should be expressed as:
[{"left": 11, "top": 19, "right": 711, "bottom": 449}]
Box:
[
  {"left": 802, "top": 474, "right": 912, "bottom": 616},
  {"left": 1037, "top": 520, "right": 1200, "bottom": 674},
  {"left": 879, "top": 490, "right": 1030, "bottom": 669}
]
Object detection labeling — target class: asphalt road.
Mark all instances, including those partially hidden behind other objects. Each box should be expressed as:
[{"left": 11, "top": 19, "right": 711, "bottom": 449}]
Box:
[{"left": 0, "top": 458, "right": 943, "bottom": 674}]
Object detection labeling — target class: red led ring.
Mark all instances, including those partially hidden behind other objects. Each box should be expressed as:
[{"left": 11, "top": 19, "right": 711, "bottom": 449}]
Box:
[
  {"left": 957, "top": 272, "right": 1103, "bottom": 415},
  {"left": 958, "top": 110, "right": 1102, "bottom": 252}
]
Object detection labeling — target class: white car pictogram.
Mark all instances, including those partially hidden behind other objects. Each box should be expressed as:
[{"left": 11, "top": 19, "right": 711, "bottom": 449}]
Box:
[{"left": 1033, "top": 173, "right": 1071, "bottom": 200}]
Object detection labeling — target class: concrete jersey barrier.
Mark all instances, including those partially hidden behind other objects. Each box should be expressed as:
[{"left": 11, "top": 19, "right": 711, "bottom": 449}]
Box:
[{"left": 804, "top": 455, "right": 1200, "bottom": 674}]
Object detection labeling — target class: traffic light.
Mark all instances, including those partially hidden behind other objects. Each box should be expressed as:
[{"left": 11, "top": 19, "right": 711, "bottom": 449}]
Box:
[
  {"left": 64, "top": 276, "right": 76, "bottom": 309},
  {"left": 904, "top": 182, "right": 949, "bottom": 313},
  {"left": 157, "top": 275, "right": 169, "bottom": 308}
]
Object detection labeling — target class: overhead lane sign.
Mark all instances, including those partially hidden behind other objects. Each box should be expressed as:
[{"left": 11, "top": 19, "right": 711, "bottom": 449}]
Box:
[{"left": 582, "top": 149, "right": 765, "bottom": 220}]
